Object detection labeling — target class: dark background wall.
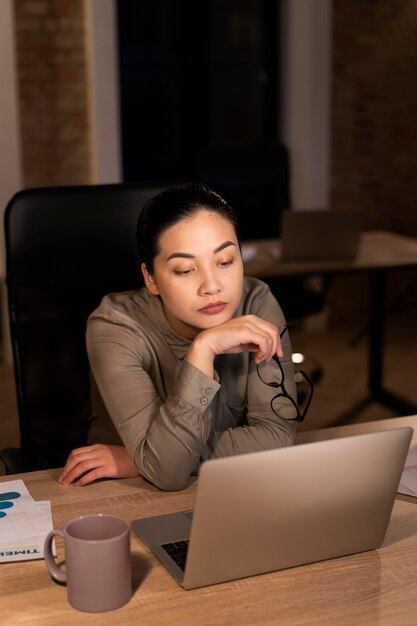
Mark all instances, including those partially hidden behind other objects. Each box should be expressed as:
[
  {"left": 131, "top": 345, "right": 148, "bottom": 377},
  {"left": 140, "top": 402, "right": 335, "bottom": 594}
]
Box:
[
  {"left": 11, "top": 0, "right": 417, "bottom": 324},
  {"left": 117, "top": 0, "right": 280, "bottom": 183},
  {"left": 13, "top": 1, "right": 417, "bottom": 231},
  {"left": 329, "top": 0, "right": 417, "bottom": 324},
  {"left": 331, "top": 0, "right": 417, "bottom": 237}
]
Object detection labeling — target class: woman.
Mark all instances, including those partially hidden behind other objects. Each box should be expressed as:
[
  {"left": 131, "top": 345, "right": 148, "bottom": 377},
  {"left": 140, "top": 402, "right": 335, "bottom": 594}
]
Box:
[{"left": 59, "top": 183, "right": 298, "bottom": 490}]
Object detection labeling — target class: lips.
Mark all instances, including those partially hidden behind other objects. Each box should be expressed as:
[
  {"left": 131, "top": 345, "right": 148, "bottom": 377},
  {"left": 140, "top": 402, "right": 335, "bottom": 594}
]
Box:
[{"left": 198, "top": 301, "right": 227, "bottom": 315}]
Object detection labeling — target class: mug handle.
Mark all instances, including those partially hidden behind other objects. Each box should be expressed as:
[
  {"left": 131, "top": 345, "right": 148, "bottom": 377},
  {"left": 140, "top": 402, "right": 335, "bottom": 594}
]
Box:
[{"left": 44, "top": 529, "right": 66, "bottom": 583}]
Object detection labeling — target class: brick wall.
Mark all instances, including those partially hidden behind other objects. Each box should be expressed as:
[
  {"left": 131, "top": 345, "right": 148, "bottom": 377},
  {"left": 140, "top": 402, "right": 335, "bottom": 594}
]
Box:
[
  {"left": 331, "top": 0, "right": 417, "bottom": 236},
  {"left": 14, "top": 0, "right": 91, "bottom": 187},
  {"left": 329, "top": 0, "right": 417, "bottom": 324}
]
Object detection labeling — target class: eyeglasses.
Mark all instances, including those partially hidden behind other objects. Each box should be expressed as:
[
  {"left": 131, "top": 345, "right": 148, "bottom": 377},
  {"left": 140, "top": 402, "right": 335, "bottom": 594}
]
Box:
[{"left": 256, "top": 325, "right": 314, "bottom": 423}]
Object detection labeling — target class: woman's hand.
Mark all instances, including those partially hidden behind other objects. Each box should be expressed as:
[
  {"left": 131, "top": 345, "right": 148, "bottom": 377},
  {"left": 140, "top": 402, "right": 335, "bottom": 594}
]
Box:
[
  {"left": 58, "top": 444, "right": 139, "bottom": 487},
  {"left": 186, "top": 314, "right": 283, "bottom": 378}
]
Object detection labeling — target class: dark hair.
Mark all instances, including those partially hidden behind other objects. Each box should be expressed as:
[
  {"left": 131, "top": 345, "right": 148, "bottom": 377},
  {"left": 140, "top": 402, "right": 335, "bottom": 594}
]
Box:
[{"left": 136, "top": 182, "right": 239, "bottom": 272}]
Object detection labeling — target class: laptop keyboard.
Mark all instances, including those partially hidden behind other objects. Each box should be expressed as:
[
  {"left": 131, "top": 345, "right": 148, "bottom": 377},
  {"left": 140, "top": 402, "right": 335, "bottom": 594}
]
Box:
[{"left": 161, "top": 540, "right": 189, "bottom": 571}]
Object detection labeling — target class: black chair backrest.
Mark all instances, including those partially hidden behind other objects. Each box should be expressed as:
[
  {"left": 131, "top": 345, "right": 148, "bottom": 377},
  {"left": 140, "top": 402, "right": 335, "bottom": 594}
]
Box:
[{"left": 4, "top": 183, "right": 167, "bottom": 470}]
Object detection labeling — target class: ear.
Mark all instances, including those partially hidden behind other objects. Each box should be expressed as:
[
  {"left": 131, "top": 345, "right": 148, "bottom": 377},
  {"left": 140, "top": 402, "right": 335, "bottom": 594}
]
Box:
[{"left": 141, "top": 263, "right": 160, "bottom": 296}]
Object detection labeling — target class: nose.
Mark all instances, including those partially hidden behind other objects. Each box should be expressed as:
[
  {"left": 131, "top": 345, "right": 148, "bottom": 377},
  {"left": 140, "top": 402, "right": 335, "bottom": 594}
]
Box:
[{"left": 198, "top": 268, "right": 223, "bottom": 296}]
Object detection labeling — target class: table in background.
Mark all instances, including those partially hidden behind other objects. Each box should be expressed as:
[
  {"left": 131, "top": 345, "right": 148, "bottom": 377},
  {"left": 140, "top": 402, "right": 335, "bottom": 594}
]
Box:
[
  {"left": 243, "top": 230, "right": 417, "bottom": 420},
  {"left": 1, "top": 415, "right": 417, "bottom": 625}
]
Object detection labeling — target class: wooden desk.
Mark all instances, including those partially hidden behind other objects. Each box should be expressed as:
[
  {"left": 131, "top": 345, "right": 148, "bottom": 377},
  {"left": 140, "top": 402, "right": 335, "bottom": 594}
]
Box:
[
  {"left": 243, "top": 230, "right": 417, "bottom": 419},
  {"left": 2, "top": 415, "right": 417, "bottom": 625}
]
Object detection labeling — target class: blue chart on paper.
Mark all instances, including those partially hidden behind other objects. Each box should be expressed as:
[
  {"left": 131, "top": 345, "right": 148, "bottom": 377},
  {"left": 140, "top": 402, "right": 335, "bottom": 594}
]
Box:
[{"left": 0, "top": 491, "right": 21, "bottom": 518}]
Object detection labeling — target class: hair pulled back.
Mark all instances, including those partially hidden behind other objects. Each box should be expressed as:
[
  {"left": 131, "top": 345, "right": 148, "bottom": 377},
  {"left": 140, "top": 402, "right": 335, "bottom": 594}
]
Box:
[{"left": 136, "top": 182, "right": 238, "bottom": 273}]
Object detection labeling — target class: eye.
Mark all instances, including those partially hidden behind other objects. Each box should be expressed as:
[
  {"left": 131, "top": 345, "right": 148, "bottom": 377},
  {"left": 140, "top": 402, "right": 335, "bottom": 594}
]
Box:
[
  {"left": 218, "top": 257, "right": 234, "bottom": 268},
  {"left": 173, "top": 268, "right": 194, "bottom": 276}
]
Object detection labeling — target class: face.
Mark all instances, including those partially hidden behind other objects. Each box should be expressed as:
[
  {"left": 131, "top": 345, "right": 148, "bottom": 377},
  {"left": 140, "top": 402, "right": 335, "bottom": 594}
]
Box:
[{"left": 141, "top": 209, "right": 243, "bottom": 339}]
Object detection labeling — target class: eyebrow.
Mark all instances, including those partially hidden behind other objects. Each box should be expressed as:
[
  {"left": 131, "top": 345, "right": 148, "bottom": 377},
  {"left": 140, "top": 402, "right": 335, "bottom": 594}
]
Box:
[{"left": 166, "top": 240, "right": 237, "bottom": 262}]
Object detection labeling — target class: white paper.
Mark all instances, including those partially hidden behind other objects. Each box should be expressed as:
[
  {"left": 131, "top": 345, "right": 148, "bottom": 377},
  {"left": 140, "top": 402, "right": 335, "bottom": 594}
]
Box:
[
  {"left": 0, "top": 479, "right": 53, "bottom": 562},
  {"left": 398, "top": 444, "right": 417, "bottom": 497}
]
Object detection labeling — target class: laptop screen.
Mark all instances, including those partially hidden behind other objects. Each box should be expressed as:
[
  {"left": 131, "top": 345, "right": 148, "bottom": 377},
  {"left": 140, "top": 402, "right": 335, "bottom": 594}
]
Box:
[{"left": 280, "top": 210, "right": 362, "bottom": 261}]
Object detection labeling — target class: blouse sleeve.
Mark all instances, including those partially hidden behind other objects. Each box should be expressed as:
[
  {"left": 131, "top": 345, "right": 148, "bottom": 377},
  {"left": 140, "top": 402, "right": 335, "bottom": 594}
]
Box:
[
  {"left": 86, "top": 319, "right": 220, "bottom": 491},
  {"left": 205, "top": 281, "right": 297, "bottom": 458}
]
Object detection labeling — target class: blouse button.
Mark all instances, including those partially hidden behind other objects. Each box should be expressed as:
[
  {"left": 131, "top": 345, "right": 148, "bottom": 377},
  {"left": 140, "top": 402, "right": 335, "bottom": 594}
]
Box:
[{"left": 201, "top": 397, "right": 208, "bottom": 405}]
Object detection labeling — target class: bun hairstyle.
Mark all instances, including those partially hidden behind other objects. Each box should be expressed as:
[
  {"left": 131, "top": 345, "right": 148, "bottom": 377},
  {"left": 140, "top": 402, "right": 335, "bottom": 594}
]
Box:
[{"left": 136, "top": 182, "right": 239, "bottom": 273}]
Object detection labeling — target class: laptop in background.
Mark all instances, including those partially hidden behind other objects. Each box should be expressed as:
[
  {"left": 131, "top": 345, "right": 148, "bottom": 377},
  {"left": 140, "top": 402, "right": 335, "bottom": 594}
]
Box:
[
  {"left": 280, "top": 210, "right": 362, "bottom": 261},
  {"left": 132, "top": 427, "right": 412, "bottom": 589}
]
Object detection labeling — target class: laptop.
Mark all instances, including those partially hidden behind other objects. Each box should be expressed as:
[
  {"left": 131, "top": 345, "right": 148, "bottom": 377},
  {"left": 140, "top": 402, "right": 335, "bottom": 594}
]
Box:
[
  {"left": 132, "top": 427, "right": 412, "bottom": 589},
  {"left": 280, "top": 210, "right": 362, "bottom": 261}
]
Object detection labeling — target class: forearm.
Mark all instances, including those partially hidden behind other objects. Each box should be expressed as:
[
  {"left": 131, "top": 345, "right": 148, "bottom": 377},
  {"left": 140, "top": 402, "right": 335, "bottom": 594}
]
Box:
[
  {"left": 133, "top": 403, "right": 206, "bottom": 490},
  {"left": 206, "top": 412, "right": 296, "bottom": 460},
  {"left": 112, "top": 361, "right": 220, "bottom": 491}
]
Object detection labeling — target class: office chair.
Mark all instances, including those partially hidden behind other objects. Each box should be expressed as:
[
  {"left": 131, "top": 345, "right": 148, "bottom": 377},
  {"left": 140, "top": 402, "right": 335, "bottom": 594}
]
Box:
[{"left": 0, "top": 182, "right": 168, "bottom": 474}]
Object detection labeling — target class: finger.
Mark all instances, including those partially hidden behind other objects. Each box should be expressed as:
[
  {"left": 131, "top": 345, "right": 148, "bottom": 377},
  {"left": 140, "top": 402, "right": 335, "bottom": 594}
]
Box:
[
  {"left": 276, "top": 335, "right": 283, "bottom": 358},
  {"left": 59, "top": 445, "right": 101, "bottom": 481},
  {"left": 59, "top": 456, "right": 104, "bottom": 485},
  {"left": 244, "top": 326, "right": 275, "bottom": 363},
  {"left": 59, "top": 452, "right": 96, "bottom": 483},
  {"left": 245, "top": 318, "right": 280, "bottom": 361},
  {"left": 75, "top": 466, "right": 111, "bottom": 486},
  {"left": 261, "top": 324, "right": 281, "bottom": 360},
  {"left": 253, "top": 341, "right": 273, "bottom": 364},
  {"left": 59, "top": 445, "right": 115, "bottom": 485},
  {"left": 256, "top": 323, "right": 281, "bottom": 360},
  {"left": 59, "top": 465, "right": 87, "bottom": 485},
  {"left": 59, "top": 458, "right": 82, "bottom": 483}
]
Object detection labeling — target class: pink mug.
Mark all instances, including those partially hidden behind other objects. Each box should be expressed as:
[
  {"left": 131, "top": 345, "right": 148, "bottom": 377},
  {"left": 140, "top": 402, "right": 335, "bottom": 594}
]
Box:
[{"left": 44, "top": 514, "right": 132, "bottom": 612}]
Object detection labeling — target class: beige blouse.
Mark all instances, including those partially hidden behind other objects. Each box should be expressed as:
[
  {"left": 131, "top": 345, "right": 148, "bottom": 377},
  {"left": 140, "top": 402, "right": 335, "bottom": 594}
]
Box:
[{"left": 86, "top": 276, "right": 297, "bottom": 490}]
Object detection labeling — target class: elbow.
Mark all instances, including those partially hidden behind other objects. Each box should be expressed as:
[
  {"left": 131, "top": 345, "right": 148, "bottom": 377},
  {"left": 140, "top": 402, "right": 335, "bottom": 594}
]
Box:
[
  {"left": 134, "top": 447, "right": 192, "bottom": 491},
  {"left": 154, "top": 473, "right": 191, "bottom": 492},
  {"left": 142, "top": 466, "right": 191, "bottom": 492}
]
